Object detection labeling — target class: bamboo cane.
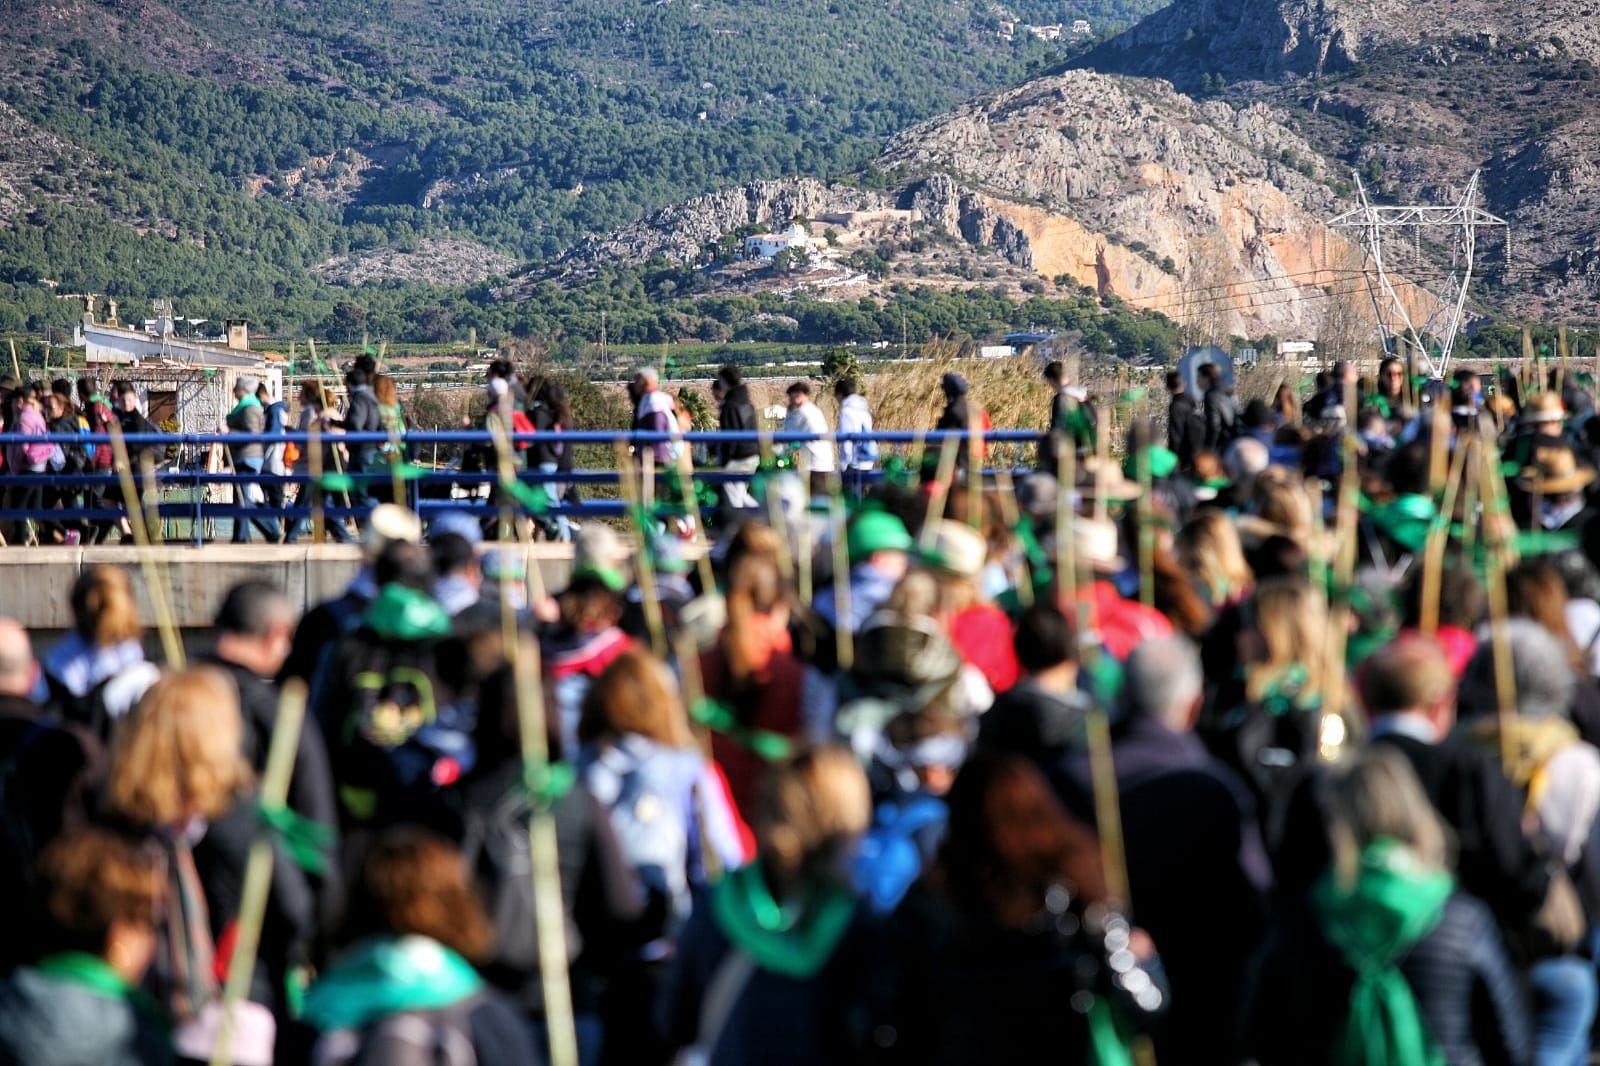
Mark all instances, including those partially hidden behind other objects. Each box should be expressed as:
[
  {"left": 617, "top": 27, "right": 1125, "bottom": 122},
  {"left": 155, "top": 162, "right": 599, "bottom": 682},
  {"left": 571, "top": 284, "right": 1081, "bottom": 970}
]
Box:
[
  {"left": 967, "top": 412, "right": 983, "bottom": 531},
  {"left": 1477, "top": 444, "right": 1518, "bottom": 771},
  {"left": 993, "top": 466, "right": 1033, "bottom": 607},
  {"left": 755, "top": 420, "right": 794, "bottom": 581},
  {"left": 210, "top": 679, "right": 308, "bottom": 1066},
  {"left": 828, "top": 475, "right": 854, "bottom": 672},
  {"left": 510, "top": 636, "right": 580, "bottom": 1066},
  {"left": 671, "top": 628, "right": 725, "bottom": 884},
  {"left": 1093, "top": 409, "right": 1110, "bottom": 525},
  {"left": 8, "top": 338, "right": 19, "bottom": 382},
  {"left": 1419, "top": 439, "right": 1470, "bottom": 636},
  {"left": 674, "top": 443, "right": 717, "bottom": 595},
  {"left": 1084, "top": 707, "right": 1130, "bottom": 907},
  {"left": 1135, "top": 434, "right": 1153, "bottom": 610},
  {"left": 308, "top": 417, "right": 326, "bottom": 545},
  {"left": 918, "top": 434, "right": 962, "bottom": 550},
  {"left": 614, "top": 441, "right": 667, "bottom": 656},
  {"left": 795, "top": 449, "right": 813, "bottom": 606},
  {"left": 1054, "top": 437, "right": 1075, "bottom": 613},
  {"left": 107, "top": 425, "right": 183, "bottom": 668},
  {"left": 1318, "top": 384, "right": 1361, "bottom": 763}
]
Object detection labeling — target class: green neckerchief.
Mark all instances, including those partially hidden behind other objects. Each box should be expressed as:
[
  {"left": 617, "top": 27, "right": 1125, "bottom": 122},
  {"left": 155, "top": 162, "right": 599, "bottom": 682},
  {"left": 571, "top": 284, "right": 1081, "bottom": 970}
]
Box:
[
  {"left": 1254, "top": 662, "right": 1318, "bottom": 716},
  {"left": 1311, "top": 839, "right": 1453, "bottom": 1066},
  {"left": 258, "top": 800, "right": 336, "bottom": 875},
  {"left": 228, "top": 393, "right": 263, "bottom": 418},
  {"left": 302, "top": 935, "right": 484, "bottom": 1033},
  {"left": 363, "top": 583, "right": 452, "bottom": 641},
  {"left": 710, "top": 863, "right": 857, "bottom": 980},
  {"left": 691, "top": 697, "right": 794, "bottom": 763},
  {"left": 34, "top": 952, "right": 167, "bottom": 1024},
  {"left": 1369, "top": 493, "right": 1436, "bottom": 555}
]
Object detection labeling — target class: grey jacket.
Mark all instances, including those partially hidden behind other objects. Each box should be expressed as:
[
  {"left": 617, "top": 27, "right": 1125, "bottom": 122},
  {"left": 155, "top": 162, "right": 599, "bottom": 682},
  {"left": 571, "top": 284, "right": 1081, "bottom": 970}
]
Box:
[{"left": 0, "top": 967, "right": 172, "bottom": 1066}]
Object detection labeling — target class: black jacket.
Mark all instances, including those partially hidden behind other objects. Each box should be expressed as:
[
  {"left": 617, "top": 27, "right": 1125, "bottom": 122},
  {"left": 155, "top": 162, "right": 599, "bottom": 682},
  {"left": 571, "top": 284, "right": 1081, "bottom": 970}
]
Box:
[
  {"left": 525, "top": 401, "right": 572, "bottom": 471},
  {"left": 1167, "top": 391, "right": 1204, "bottom": 468},
  {"left": 342, "top": 388, "right": 382, "bottom": 471},
  {"left": 717, "top": 385, "right": 758, "bottom": 464},
  {"left": 977, "top": 680, "right": 1092, "bottom": 769},
  {"left": 1056, "top": 715, "right": 1272, "bottom": 1066},
  {"left": 1203, "top": 387, "right": 1238, "bottom": 450},
  {"left": 1247, "top": 892, "right": 1531, "bottom": 1066}
]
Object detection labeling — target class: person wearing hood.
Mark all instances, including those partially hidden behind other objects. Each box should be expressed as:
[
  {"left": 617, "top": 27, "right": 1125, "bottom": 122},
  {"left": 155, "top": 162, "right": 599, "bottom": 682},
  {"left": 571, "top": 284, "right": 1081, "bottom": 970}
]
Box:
[
  {"left": 814, "top": 510, "right": 913, "bottom": 633},
  {"left": 935, "top": 373, "right": 973, "bottom": 463},
  {"left": 714, "top": 365, "right": 760, "bottom": 509},
  {"left": 226, "top": 374, "right": 276, "bottom": 543},
  {"left": 630, "top": 366, "right": 676, "bottom": 466},
  {"left": 304, "top": 827, "right": 538, "bottom": 1066},
  {"left": 834, "top": 376, "right": 878, "bottom": 485}
]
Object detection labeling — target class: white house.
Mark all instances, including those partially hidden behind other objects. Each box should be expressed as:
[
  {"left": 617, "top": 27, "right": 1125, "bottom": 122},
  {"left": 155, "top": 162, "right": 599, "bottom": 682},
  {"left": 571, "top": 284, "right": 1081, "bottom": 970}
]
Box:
[{"left": 744, "top": 223, "right": 815, "bottom": 261}]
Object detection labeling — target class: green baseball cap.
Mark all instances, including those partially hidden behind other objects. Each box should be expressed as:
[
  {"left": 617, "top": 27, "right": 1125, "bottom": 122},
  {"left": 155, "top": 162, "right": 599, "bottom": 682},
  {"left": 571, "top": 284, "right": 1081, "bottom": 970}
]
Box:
[{"left": 847, "top": 511, "right": 913, "bottom": 562}]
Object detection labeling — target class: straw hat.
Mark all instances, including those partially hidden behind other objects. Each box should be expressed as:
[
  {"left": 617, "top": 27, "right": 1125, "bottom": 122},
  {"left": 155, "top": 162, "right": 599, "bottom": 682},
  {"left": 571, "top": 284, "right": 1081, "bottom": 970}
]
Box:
[
  {"left": 1078, "top": 456, "right": 1141, "bottom": 503},
  {"left": 1072, "top": 515, "right": 1123, "bottom": 573},
  {"left": 1521, "top": 392, "right": 1566, "bottom": 425},
  {"left": 363, "top": 504, "right": 423, "bottom": 560},
  {"left": 1517, "top": 445, "right": 1596, "bottom": 496},
  {"left": 919, "top": 519, "right": 987, "bottom": 579}
]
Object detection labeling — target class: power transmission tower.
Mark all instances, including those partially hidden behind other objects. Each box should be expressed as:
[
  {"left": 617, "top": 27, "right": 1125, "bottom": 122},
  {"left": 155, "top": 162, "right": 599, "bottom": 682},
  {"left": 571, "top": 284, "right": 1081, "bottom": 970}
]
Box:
[{"left": 1328, "top": 170, "right": 1509, "bottom": 382}]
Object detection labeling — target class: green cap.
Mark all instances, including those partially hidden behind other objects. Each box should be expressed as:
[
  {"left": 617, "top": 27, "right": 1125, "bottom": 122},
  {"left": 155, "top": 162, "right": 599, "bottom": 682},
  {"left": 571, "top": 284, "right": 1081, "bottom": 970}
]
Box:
[
  {"left": 571, "top": 563, "right": 627, "bottom": 592},
  {"left": 1123, "top": 446, "right": 1179, "bottom": 482},
  {"left": 847, "top": 511, "right": 913, "bottom": 563}
]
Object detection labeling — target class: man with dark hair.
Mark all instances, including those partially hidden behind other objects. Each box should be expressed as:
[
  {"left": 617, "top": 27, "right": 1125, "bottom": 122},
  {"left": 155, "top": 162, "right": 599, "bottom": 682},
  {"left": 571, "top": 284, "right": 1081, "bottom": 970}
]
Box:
[
  {"left": 1056, "top": 636, "right": 1271, "bottom": 1066},
  {"left": 342, "top": 366, "right": 383, "bottom": 487},
  {"left": 834, "top": 376, "right": 877, "bottom": 482},
  {"left": 1040, "top": 360, "right": 1095, "bottom": 470},
  {"left": 1198, "top": 362, "right": 1237, "bottom": 450},
  {"left": 201, "top": 581, "right": 339, "bottom": 898},
  {"left": 430, "top": 531, "right": 482, "bottom": 617},
  {"left": 714, "top": 364, "right": 759, "bottom": 508},
  {"left": 1166, "top": 369, "right": 1203, "bottom": 471},
  {"left": 783, "top": 379, "right": 833, "bottom": 490},
  {"left": 977, "top": 603, "right": 1092, "bottom": 767}
]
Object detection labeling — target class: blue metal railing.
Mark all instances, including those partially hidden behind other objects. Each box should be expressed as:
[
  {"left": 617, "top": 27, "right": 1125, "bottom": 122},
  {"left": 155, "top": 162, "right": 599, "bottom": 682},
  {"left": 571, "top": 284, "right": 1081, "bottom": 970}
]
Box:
[{"left": 0, "top": 428, "right": 1044, "bottom": 544}]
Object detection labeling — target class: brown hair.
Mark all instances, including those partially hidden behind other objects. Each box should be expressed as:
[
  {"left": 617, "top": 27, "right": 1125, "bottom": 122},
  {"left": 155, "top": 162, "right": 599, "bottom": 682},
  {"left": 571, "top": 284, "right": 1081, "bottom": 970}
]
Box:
[
  {"left": 1177, "top": 508, "right": 1254, "bottom": 605},
  {"left": 1325, "top": 747, "right": 1451, "bottom": 888},
  {"left": 558, "top": 576, "right": 625, "bottom": 632},
  {"left": 757, "top": 746, "right": 871, "bottom": 893},
  {"left": 37, "top": 827, "right": 161, "bottom": 955},
  {"left": 578, "top": 647, "right": 693, "bottom": 748},
  {"left": 71, "top": 565, "right": 141, "bottom": 646},
  {"left": 344, "top": 827, "right": 493, "bottom": 963},
  {"left": 1152, "top": 546, "right": 1213, "bottom": 638},
  {"left": 1359, "top": 634, "right": 1454, "bottom": 717},
  {"left": 373, "top": 373, "right": 399, "bottom": 408},
  {"left": 935, "top": 753, "right": 1105, "bottom": 926},
  {"left": 298, "top": 379, "right": 328, "bottom": 409},
  {"left": 721, "top": 550, "right": 789, "bottom": 684},
  {"left": 108, "top": 666, "right": 253, "bottom": 826},
  {"left": 1508, "top": 560, "right": 1586, "bottom": 673}
]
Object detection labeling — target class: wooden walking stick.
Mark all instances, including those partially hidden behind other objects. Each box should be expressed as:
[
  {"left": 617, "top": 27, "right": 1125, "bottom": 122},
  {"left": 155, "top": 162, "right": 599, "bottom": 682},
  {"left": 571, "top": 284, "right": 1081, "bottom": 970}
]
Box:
[
  {"left": 828, "top": 469, "right": 854, "bottom": 672},
  {"left": 1477, "top": 443, "right": 1519, "bottom": 771},
  {"left": 510, "top": 635, "right": 580, "bottom": 1066},
  {"left": 8, "top": 338, "right": 19, "bottom": 382},
  {"left": 1419, "top": 438, "right": 1470, "bottom": 636},
  {"left": 210, "top": 680, "right": 310, "bottom": 1066},
  {"left": 1055, "top": 436, "right": 1077, "bottom": 612},
  {"left": 107, "top": 424, "right": 184, "bottom": 668},
  {"left": 1319, "top": 392, "right": 1361, "bottom": 764},
  {"left": 671, "top": 628, "right": 726, "bottom": 883},
  {"left": 674, "top": 444, "right": 718, "bottom": 595},
  {"left": 1135, "top": 435, "right": 1154, "bottom": 610},
  {"left": 993, "top": 466, "right": 1033, "bottom": 607},
  {"left": 967, "top": 410, "right": 983, "bottom": 531},
  {"left": 754, "top": 420, "right": 795, "bottom": 582},
  {"left": 795, "top": 449, "right": 813, "bottom": 605}
]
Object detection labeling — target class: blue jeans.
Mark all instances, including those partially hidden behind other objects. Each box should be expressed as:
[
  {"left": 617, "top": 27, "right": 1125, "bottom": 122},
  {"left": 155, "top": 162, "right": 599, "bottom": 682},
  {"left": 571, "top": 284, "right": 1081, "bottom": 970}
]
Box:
[
  {"left": 1529, "top": 955, "right": 1597, "bottom": 1066},
  {"left": 230, "top": 457, "right": 279, "bottom": 543}
]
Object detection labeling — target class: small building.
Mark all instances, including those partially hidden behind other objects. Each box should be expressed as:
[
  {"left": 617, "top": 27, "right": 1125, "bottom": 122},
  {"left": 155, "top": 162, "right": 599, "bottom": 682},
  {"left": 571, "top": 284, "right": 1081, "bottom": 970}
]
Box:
[
  {"left": 71, "top": 302, "right": 283, "bottom": 436},
  {"left": 744, "top": 223, "right": 816, "bottom": 261},
  {"left": 1071, "top": 19, "right": 1092, "bottom": 35}
]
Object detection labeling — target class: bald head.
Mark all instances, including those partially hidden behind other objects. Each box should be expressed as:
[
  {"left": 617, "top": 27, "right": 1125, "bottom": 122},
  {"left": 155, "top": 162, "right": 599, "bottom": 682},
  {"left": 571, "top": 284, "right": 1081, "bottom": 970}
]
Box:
[{"left": 0, "top": 619, "right": 37, "bottom": 698}]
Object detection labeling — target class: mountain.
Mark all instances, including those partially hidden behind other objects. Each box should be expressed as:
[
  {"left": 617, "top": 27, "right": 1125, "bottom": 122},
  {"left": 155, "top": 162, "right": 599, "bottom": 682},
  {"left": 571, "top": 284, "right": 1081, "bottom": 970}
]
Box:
[
  {"left": 0, "top": 0, "right": 1169, "bottom": 336},
  {"left": 1075, "top": 0, "right": 1600, "bottom": 318}
]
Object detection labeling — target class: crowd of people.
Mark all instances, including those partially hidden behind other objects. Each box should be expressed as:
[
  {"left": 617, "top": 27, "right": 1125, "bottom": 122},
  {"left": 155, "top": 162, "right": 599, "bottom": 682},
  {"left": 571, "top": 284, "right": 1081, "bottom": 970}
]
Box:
[{"left": 3, "top": 352, "right": 1600, "bottom": 1065}]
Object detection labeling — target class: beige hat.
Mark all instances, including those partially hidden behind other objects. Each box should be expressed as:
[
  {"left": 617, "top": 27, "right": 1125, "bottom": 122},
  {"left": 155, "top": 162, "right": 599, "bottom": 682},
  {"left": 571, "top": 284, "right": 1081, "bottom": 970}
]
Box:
[
  {"left": 1522, "top": 392, "right": 1565, "bottom": 425},
  {"left": 1072, "top": 515, "right": 1123, "bottom": 573},
  {"left": 1078, "top": 456, "right": 1141, "bottom": 503},
  {"left": 1517, "top": 444, "right": 1596, "bottom": 496},
  {"left": 363, "top": 503, "right": 423, "bottom": 559},
  {"left": 919, "top": 519, "right": 987, "bottom": 579}
]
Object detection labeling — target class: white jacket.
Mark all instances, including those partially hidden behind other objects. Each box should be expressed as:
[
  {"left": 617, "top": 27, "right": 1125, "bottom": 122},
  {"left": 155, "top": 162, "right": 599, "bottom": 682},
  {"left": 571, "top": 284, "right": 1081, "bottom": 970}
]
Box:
[
  {"left": 783, "top": 400, "right": 835, "bottom": 472},
  {"left": 837, "top": 394, "right": 875, "bottom": 470}
]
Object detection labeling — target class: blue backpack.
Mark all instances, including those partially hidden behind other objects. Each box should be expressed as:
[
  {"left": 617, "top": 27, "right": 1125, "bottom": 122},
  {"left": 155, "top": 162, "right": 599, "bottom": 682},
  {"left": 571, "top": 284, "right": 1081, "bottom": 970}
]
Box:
[{"left": 852, "top": 794, "right": 948, "bottom": 913}]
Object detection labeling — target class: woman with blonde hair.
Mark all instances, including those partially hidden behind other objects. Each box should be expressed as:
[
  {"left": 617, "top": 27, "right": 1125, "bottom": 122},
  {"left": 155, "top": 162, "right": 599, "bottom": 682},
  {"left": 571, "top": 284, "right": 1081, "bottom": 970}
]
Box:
[
  {"left": 42, "top": 565, "right": 157, "bottom": 733},
  {"left": 1177, "top": 508, "right": 1255, "bottom": 609},
  {"left": 662, "top": 746, "right": 875, "bottom": 1064},
  {"left": 1243, "top": 575, "right": 1334, "bottom": 714},
  {"left": 107, "top": 666, "right": 315, "bottom": 1065},
  {"left": 1248, "top": 747, "right": 1529, "bottom": 1065}
]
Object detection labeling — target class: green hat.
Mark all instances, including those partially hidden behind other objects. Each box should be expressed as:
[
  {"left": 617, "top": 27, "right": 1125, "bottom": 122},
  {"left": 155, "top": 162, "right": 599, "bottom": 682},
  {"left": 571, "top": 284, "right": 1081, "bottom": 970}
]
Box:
[
  {"left": 571, "top": 563, "right": 627, "bottom": 592},
  {"left": 847, "top": 511, "right": 913, "bottom": 563},
  {"left": 1122, "top": 446, "right": 1179, "bottom": 482}
]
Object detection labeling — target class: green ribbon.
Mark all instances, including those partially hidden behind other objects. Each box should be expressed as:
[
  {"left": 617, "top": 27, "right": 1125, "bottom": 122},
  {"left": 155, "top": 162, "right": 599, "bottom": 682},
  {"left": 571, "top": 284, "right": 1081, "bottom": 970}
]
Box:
[
  {"left": 878, "top": 455, "right": 917, "bottom": 491},
  {"left": 375, "top": 458, "right": 428, "bottom": 481},
  {"left": 318, "top": 471, "right": 357, "bottom": 494},
  {"left": 501, "top": 476, "right": 550, "bottom": 516},
  {"left": 655, "top": 467, "right": 719, "bottom": 517},
  {"left": 709, "top": 863, "right": 857, "bottom": 979},
  {"left": 521, "top": 759, "right": 576, "bottom": 813},
  {"left": 1086, "top": 996, "right": 1134, "bottom": 1066},
  {"left": 259, "top": 801, "right": 336, "bottom": 876},
  {"left": 690, "top": 697, "right": 794, "bottom": 762}
]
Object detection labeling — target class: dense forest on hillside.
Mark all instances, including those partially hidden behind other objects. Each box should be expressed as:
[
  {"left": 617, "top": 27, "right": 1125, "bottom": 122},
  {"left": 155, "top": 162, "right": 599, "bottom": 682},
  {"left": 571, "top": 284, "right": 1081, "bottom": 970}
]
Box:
[{"left": 0, "top": 0, "right": 1164, "bottom": 337}]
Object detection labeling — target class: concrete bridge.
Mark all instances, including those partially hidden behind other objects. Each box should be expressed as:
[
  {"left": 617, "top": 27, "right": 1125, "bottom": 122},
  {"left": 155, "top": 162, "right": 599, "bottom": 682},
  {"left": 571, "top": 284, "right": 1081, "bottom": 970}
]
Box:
[{"left": 2, "top": 544, "right": 578, "bottom": 634}]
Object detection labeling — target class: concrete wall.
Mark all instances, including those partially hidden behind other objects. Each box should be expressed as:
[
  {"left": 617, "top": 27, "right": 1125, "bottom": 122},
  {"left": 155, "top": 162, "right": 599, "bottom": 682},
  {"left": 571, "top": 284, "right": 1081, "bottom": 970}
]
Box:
[{"left": 1, "top": 544, "right": 577, "bottom": 630}]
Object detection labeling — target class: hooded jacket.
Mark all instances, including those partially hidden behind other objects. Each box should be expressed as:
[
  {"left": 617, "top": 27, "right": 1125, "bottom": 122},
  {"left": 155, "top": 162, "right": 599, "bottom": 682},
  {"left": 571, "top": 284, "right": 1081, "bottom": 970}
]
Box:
[
  {"left": 837, "top": 393, "right": 875, "bottom": 469},
  {"left": 718, "top": 384, "right": 759, "bottom": 463}
]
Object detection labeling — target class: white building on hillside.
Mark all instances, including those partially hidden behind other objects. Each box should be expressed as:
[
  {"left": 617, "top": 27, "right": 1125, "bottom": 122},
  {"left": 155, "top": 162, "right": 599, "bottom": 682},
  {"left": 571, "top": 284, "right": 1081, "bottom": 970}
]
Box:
[{"left": 744, "top": 223, "right": 816, "bottom": 261}]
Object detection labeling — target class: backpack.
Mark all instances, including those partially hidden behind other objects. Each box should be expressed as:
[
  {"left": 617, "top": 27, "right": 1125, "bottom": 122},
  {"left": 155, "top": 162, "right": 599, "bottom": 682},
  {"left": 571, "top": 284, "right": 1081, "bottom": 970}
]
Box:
[
  {"left": 851, "top": 794, "right": 948, "bottom": 913},
  {"left": 460, "top": 779, "right": 542, "bottom": 973},
  {"left": 582, "top": 739, "right": 699, "bottom": 927}
]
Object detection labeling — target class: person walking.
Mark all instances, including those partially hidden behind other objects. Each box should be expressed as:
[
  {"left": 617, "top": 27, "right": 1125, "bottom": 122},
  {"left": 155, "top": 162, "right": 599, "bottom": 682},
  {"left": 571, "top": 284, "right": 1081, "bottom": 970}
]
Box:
[
  {"left": 527, "top": 376, "right": 576, "bottom": 540},
  {"left": 782, "top": 380, "right": 833, "bottom": 494},
  {"left": 224, "top": 374, "right": 275, "bottom": 543},
  {"left": 1166, "top": 369, "right": 1204, "bottom": 472},
  {"left": 629, "top": 366, "right": 675, "bottom": 467},
  {"left": 1199, "top": 362, "right": 1238, "bottom": 451},
  {"left": 258, "top": 380, "right": 289, "bottom": 539},
  {"left": 835, "top": 376, "right": 877, "bottom": 491},
  {"left": 714, "top": 365, "right": 760, "bottom": 509}
]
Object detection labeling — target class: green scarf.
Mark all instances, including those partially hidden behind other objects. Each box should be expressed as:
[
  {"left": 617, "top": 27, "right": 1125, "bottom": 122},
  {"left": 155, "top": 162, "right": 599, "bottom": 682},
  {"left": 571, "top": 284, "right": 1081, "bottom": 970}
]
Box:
[
  {"left": 34, "top": 952, "right": 166, "bottom": 1024},
  {"left": 710, "top": 863, "right": 857, "bottom": 980},
  {"left": 363, "top": 584, "right": 452, "bottom": 641},
  {"left": 302, "top": 936, "right": 484, "bottom": 1032},
  {"left": 228, "top": 392, "right": 262, "bottom": 418},
  {"left": 1311, "top": 839, "right": 1453, "bottom": 1066},
  {"left": 1368, "top": 493, "right": 1436, "bottom": 555}
]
